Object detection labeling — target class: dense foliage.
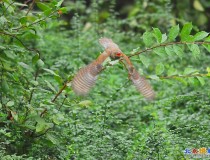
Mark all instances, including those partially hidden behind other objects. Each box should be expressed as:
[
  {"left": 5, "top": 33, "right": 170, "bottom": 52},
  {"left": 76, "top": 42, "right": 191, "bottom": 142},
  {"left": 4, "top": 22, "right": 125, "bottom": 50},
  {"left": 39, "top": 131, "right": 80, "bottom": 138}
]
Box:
[{"left": 0, "top": 0, "right": 210, "bottom": 159}]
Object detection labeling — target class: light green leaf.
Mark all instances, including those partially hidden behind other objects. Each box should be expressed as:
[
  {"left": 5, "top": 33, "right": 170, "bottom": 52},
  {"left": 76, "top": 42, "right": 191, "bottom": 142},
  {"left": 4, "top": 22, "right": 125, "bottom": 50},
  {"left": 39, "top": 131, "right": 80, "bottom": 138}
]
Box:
[
  {"left": 193, "top": 0, "right": 204, "bottom": 11},
  {"left": 188, "top": 44, "right": 200, "bottom": 59},
  {"left": 196, "top": 77, "right": 205, "bottom": 86},
  {"left": 143, "top": 31, "right": 154, "bottom": 47},
  {"left": 161, "top": 33, "right": 167, "bottom": 43},
  {"left": 78, "top": 100, "right": 93, "bottom": 107},
  {"left": 11, "top": 111, "right": 18, "bottom": 121},
  {"left": 153, "top": 28, "right": 162, "bottom": 43},
  {"left": 36, "top": 2, "right": 50, "bottom": 11},
  {"left": 165, "top": 46, "right": 174, "bottom": 57},
  {"left": 153, "top": 47, "right": 166, "bottom": 57},
  {"left": 45, "top": 80, "right": 56, "bottom": 93},
  {"left": 184, "top": 67, "right": 198, "bottom": 75},
  {"left": 0, "top": 16, "right": 7, "bottom": 26},
  {"left": 207, "top": 67, "right": 210, "bottom": 73},
  {"left": 149, "top": 75, "right": 160, "bottom": 80},
  {"left": 193, "top": 31, "right": 209, "bottom": 41},
  {"left": 181, "top": 22, "right": 193, "bottom": 42},
  {"left": 36, "top": 123, "right": 46, "bottom": 133},
  {"left": 46, "top": 133, "right": 59, "bottom": 145},
  {"left": 167, "top": 67, "right": 177, "bottom": 76},
  {"left": 155, "top": 63, "right": 165, "bottom": 75},
  {"left": 7, "top": 101, "right": 14, "bottom": 107},
  {"left": 173, "top": 45, "right": 183, "bottom": 59},
  {"left": 56, "top": 0, "right": 64, "bottom": 7},
  {"left": 37, "top": 59, "right": 45, "bottom": 68},
  {"left": 139, "top": 55, "right": 150, "bottom": 68},
  {"left": 168, "top": 24, "right": 180, "bottom": 41},
  {"left": 43, "top": 68, "right": 60, "bottom": 77},
  {"left": 18, "top": 62, "right": 30, "bottom": 69},
  {"left": 203, "top": 44, "right": 210, "bottom": 52}
]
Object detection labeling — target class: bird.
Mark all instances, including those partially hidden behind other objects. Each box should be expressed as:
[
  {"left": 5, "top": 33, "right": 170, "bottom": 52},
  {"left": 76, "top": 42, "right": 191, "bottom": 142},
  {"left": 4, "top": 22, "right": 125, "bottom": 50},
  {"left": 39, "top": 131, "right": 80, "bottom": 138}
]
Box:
[{"left": 71, "top": 37, "right": 155, "bottom": 100}]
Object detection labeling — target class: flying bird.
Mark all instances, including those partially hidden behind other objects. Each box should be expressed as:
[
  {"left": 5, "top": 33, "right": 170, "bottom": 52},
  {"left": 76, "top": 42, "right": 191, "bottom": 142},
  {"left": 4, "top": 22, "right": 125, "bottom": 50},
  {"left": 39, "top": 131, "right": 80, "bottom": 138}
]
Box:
[{"left": 72, "top": 38, "right": 155, "bottom": 100}]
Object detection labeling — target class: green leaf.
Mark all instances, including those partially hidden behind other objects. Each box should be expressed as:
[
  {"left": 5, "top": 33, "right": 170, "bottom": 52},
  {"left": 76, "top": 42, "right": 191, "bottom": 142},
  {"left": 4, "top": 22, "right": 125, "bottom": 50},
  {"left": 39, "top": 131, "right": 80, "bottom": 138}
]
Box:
[
  {"left": 11, "top": 111, "right": 18, "bottom": 121},
  {"left": 45, "top": 80, "right": 56, "bottom": 93},
  {"left": 36, "top": 2, "right": 51, "bottom": 11},
  {"left": 149, "top": 75, "right": 160, "bottom": 81},
  {"left": 180, "top": 22, "right": 193, "bottom": 42},
  {"left": 155, "top": 63, "right": 165, "bottom": 75},
  {"left": 143, "top": 31, "right": 155, "bottom": 47},
  {"left": 168, "top": 24, "right": 180, "bottom": 41},
  {"left": 196, "top": 77, "right": 205, "bottom": 86},
  {"left": 32, "top": 53, "right": 39, "bottom": 64},
  {"left": 78, "top": 100, "right": 93, "bottom": 107},
  {"left": 37, "top": 59, "right": 45, "bottom": 68},
  {"left": 2, "top": 79, "right": 9, "bottom": 93},
  {"left": 43, "top": 68, "right": 60, "bottom": 77},
  {"left": 193, "top": 31, "right": 209, "bottom": 41},
  {"left": 184, "top": 67, "right": 198, "bottom": 74},
  {"left": 193, "top": 0, "right": 204, "bottom": 11},
  {"left": 53, "top": 113, "right": 64, "bottom": 125},
  {"left": 7, "top": 101, "right": 14, "bottom": 107},
  {"left": 56, "top": 0, "right": 64, "bottom": 7},
  {"left": 139, "top": 55, "right": 150, "bottom": 68},
  {"left": 0, "top": 16, "right": 7, "bottom": 26},
  {"left": 188, "top": 44, "right": 200, "bottom": 59},
  {"left": 60, "top": 7, "right": 67, "bottom": 13},
  {"left": 203, "top": 44, "right": 210, "bottom": 52},
  {"left": 167, "top": 67, "right": 177, "bottom": 76},
  {"left": 46, "top": 133, "right": 59, "bottom": 145},
  {"left": 173, "top": 45, "right": 183, "bottom": 59},
  {"left": 44, "top": 9, "right": 52, "bottom": 16},
  {"left": 165, "top": 46, "right": 174, "bottom": 57},
  {"left": 161, "top": 33, "right": 167, "bottom": 43},
  {"left": 18, "top": 62, "right": 30, "bottom": 69},
  {"left": 153, "top": 47, "right": 166, "bottom": 57},
  {"left": 36, "top": 123, "right": 46, "bottom": 133},
  {"left": 153, "top": 28, "right": 162, "bottom": 43},
  {"left": 19, "top": 16, "right": 27, "bottom": 25}
]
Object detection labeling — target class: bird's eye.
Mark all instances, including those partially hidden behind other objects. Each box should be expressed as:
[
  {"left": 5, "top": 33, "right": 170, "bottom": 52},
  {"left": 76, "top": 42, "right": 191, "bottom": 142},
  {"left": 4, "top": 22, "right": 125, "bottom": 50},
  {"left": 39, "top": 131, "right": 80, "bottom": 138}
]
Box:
[{"left": 116, "top": 52, "right": 122, "bottom": 57}]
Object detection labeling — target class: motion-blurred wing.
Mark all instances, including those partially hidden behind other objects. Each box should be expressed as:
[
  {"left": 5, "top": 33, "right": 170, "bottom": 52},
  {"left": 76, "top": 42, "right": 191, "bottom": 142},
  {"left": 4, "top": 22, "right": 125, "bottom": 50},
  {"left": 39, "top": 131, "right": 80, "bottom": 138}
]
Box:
[
  {"left": 72, "top": 62, "right": 102, "bottom": 95},
  {"left": 99, "top": 37, "right": 119, "bottom": 49},
  {"left": 130, "top": 68, "right": 155, "bottom": 100}
]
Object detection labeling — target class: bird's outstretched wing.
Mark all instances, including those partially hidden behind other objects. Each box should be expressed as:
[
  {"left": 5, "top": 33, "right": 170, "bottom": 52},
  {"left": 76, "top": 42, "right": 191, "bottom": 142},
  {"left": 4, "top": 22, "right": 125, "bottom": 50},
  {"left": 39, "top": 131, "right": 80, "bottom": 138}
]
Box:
[
  {"left": 129, "top": 67, "right": 155, "bottom": 100},
  {"left": 72, "top": 61, "right": 102, "bottom": 95}
]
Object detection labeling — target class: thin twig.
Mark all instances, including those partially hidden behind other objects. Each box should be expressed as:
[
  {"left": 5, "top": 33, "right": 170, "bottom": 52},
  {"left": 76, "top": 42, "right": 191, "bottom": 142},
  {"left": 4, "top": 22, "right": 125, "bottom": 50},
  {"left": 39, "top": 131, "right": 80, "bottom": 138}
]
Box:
[
  {"left": 0, "top": 31, "right": 41, "bottom": 56},
  {"left": 26, "top": 0, "right": 35, "bottom": 16},
  {"left": 51, "top": 80, "right": 71, "bottom": 102},
  {"left": 159, "top": 73, "right": 208, "bottom": 79},
  {"left": 128, "top": 41, "right": 210, "bottom": 58},
  {"left": 1, "top": 1, "right": 15, "bottom": 17},
  {"left": 12, "top": 10, "right": 57, "bottom": 31}
]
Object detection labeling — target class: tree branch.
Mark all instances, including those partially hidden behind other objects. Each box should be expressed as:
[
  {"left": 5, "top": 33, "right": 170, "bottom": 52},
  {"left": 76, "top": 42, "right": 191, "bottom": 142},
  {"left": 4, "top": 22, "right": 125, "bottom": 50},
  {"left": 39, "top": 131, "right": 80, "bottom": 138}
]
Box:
[{"left": 128, "top": 41, "right": 210, "bottom": 58}]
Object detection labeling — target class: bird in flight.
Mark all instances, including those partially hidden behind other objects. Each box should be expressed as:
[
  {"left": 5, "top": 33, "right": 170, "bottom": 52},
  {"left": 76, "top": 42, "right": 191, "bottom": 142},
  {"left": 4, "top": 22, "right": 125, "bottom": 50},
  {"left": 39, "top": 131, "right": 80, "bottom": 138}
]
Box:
[{"left": 72, "top": 38, "right": 155, "bottom": 100}]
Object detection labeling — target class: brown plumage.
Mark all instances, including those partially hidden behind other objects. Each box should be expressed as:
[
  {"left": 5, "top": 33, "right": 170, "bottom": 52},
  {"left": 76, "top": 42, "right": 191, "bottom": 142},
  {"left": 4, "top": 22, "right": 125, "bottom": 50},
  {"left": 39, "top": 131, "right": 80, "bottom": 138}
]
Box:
[
  {"left": 72, "top": 37, "right": 155, "bottom": 100},
  {"left": 128, "top": 67, "right": 155, "bottom": 100}
]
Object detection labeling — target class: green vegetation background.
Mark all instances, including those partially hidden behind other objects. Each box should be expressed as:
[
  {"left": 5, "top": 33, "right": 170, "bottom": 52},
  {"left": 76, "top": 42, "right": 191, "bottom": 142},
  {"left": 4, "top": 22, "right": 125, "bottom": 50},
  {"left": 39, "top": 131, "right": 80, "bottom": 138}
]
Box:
[{"left": 0, "top": 0, "right": 210, "bottom": 159}]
